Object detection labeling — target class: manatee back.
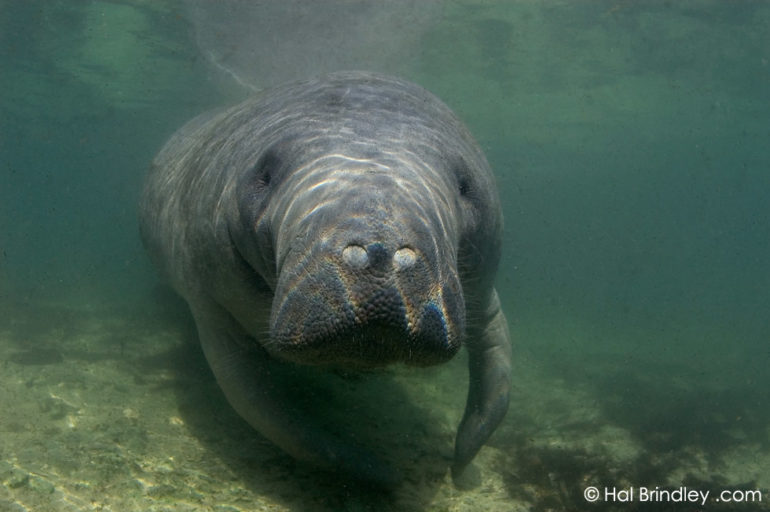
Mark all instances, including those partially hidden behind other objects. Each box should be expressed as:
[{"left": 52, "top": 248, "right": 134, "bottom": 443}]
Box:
[{"left": 139, "top": 105, "right": 239, "bottom": 293}]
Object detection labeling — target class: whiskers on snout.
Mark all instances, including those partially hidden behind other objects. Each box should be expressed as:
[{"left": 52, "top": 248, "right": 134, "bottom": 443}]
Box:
[{"left": 268, "top": 243, "right": 464, "bottom": 367}]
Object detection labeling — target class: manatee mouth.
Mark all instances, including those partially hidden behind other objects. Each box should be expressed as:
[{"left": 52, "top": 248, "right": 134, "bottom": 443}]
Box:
[
  {"left": 275, "top": 318, "right": 456, "bottom": 368},
  {"left": 268, "top": 282, "right": 463, "bottom": 367}
]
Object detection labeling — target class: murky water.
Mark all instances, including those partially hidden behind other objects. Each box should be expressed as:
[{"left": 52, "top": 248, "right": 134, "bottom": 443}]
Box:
[{"left": 2, "top": 1, "right": 768, "bottom": 510}]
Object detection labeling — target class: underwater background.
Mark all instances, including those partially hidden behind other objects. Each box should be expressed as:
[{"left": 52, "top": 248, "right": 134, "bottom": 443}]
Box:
[{"left": 1, "top": 1, "right": 768, "bottom": 510}]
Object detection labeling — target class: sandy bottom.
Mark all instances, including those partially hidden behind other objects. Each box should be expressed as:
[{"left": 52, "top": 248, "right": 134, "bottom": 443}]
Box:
[{"left": 1, "top": 299, "right": 768, "bottom": 511}]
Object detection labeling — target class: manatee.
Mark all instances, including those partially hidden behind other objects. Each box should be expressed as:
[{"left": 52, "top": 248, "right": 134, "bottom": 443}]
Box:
[{"left": 139, "top": 71, "right": 511, "bottom": 486}]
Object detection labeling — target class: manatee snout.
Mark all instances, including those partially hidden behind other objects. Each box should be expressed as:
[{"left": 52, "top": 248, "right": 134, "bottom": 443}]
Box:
[{"left": 268, "top": 183, "right": 465, "bottom": 367}]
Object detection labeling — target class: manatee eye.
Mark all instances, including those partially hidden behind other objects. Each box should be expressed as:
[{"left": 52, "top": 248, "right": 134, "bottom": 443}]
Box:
[
  {"left": 453, "top": 157, "right": 473, "bottom": 198},
  {"left": 458, "top": 177, "right": 471, "bottom": 197},
  {"left": 252, "top": 148, "right": 280, "bottom": 191},
  {"left": 260, "top": 170, "right": 271, "bottom": 187}
]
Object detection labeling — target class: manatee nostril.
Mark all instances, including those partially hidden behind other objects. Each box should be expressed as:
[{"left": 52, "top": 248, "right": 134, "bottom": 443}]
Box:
[
  {"left": 342, "top": 244, "right": 368, "bottom": 268},
  {"left": 393, "top": 247, "right": 417, "bottom": 270},
  {"left": 342, "top": 242, "right": 413, "bottom": 271}
]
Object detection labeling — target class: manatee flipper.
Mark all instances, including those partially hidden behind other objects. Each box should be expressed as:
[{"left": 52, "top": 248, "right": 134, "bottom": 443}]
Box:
[
  {"left": 190, "top": 299, "right": 400, "bottom": 488},
  {"left": 453, "top": 288, "right": 511, "bottom": 479}
]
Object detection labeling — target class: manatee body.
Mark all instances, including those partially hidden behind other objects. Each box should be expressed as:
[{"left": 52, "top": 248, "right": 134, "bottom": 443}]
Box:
[{"left": 140, "top": 71, "right": 511, "bottom": 485}]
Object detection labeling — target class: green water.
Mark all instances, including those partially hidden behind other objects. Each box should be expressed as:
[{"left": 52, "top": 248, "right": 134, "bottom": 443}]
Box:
[{"left": 1, "top": 1, "right": 768, "bottom": 510}]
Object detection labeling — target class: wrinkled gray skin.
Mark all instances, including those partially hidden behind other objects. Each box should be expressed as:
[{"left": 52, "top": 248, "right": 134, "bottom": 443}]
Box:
[{"left": 140, "top": 71, "right": 511, "bottom": 486}]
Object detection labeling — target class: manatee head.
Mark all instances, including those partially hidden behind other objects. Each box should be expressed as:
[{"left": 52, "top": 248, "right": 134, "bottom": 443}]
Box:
[{"left": 231, "top": 75, "right": 500, "bottom": 368}]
